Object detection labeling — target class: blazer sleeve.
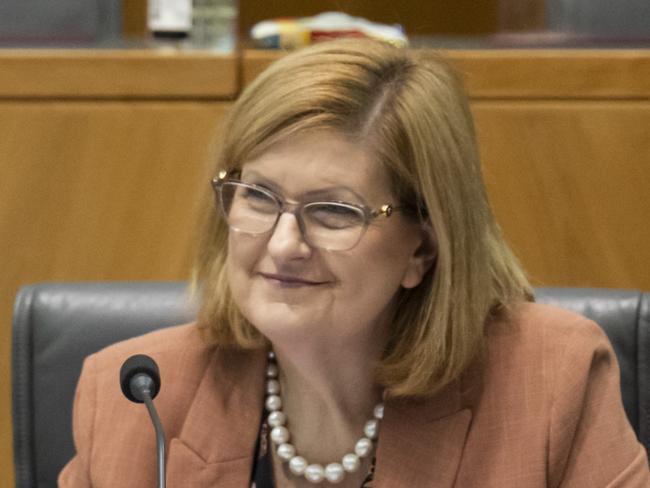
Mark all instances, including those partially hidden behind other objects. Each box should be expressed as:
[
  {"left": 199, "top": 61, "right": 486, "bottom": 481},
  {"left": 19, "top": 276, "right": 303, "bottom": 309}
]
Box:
[
  {"left": 58, "top": 355, "right": 98, "bottom": 487},
  {"left": 548, "top": 319, "right": 650, "bottom": 488}
]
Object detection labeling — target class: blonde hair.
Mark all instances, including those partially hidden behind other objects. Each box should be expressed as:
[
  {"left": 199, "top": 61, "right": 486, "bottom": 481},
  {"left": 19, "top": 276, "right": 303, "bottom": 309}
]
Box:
[{"left": 193, "top": 39, "right": 532, "bottom": 397}]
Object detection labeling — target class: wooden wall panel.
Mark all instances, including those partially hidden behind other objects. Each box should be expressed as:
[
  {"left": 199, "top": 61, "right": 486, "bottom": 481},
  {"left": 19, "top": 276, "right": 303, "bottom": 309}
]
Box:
[
  {"left": 474, "top": 100, "right": 650, "bottom": 289},
  {"left": 243, "top": 49, "right": 650, "bottom": 99},
  {"left": 1, "top": 48, "right": 650, "bottom": 486},
  {"left": 0, "top": 100, "right": 230, "bottom": 488},
  {"left": 0, "top": 50, "right": 238, "bottom": 98}
]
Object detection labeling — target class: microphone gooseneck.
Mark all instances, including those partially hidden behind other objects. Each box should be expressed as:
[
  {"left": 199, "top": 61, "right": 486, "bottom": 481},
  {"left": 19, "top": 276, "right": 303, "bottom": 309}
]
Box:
[{"left": 120, "top": 354, "right": 166, "bottom": 488}]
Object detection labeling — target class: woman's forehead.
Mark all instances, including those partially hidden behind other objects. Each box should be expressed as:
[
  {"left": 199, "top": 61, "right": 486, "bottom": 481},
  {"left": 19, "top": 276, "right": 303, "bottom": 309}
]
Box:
[{"left": 240, "top": 130, "right": 393, "bottom": 200}]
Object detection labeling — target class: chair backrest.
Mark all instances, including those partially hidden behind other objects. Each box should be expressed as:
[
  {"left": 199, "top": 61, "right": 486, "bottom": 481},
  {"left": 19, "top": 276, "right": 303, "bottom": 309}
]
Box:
[
  {"left": 11, "top": 283, "right": 650, "bottom": 487},
  {"left": 12, "top": 282, "right": 195, "bottom": 488},
  {"left": 535, "top": 287, "right": 650, "bottom": 451}
]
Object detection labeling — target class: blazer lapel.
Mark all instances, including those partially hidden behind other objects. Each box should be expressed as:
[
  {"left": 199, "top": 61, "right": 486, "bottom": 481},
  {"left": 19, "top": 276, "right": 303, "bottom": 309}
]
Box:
[
  {"left": 167, "top": 347, "right": 267, "bottom": 488},
  {"left": 374, "top": 380, "right": 472, "bottom": 488}
]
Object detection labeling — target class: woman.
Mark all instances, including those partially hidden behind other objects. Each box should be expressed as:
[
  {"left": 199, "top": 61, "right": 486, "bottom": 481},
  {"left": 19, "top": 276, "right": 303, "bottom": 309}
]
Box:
[{"left": 59, "top": 39, "right": 649, "bottom": 487}]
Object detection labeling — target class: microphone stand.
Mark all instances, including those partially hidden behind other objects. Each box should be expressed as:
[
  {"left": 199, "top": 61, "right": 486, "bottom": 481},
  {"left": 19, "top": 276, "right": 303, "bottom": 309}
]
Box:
[
  {"left": 121, "top": 355, "right": 167, "bottom": 488},
  {"left": 142, "top": 392, "right": 166, "bottom": 488}
]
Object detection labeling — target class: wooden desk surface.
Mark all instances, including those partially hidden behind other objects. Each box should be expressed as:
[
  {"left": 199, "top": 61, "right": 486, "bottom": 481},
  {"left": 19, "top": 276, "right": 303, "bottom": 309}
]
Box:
[
  {"left": 243, "top": 48, "right": 650, "bottom": 99},
  {"left": 0, "top": 49, "right": 239, "bottom": 99},
  {"left": 2, "top": 48, "right": 647, "bottom": 99}
]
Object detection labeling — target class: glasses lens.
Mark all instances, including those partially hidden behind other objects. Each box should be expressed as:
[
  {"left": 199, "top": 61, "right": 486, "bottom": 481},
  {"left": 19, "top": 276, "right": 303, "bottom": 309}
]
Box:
[
  {"left": 302, "top": 203, "right": 366, "bottom": 250},
  {"left": 219, "top": 182, "right": 279, "bottom": 234}
]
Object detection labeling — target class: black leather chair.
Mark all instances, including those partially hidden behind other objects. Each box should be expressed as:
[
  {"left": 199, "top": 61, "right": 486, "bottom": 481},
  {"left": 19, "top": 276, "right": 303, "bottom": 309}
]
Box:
[
  {"left": 12, "top": 282, "right": 195, "bottom": 488},
  {"left": 11, "top": 283, "right": 650, "bottom": 487}
]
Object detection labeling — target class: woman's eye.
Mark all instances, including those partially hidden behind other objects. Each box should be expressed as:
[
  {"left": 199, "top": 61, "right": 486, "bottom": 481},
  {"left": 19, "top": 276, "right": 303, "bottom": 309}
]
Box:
[
  {"left": 243, "top": 188, "right": 268, "bottom": 200},
  {"left": 307, "top": 204, "right": 363, "bottom": 229},
  {"left": 239, "top": 188, "right": 277, "bottom": 212}
]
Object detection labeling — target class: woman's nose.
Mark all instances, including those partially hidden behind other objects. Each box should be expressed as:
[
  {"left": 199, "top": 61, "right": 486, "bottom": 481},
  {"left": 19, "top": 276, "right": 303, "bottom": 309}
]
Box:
[{"left": 266, "top": 212, "right": 312, "bottom": 260}]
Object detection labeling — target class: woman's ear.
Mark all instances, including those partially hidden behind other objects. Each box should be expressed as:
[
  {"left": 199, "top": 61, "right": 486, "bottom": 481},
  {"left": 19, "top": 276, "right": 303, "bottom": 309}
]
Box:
[{"left": 401, "top": 222, "right": 437, "bottom": 289}]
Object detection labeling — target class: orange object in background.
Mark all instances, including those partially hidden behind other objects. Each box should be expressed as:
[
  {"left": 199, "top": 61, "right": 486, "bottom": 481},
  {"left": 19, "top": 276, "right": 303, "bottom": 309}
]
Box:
[{"left": 250, "top": 12, "right": 407, "bottom": 49}]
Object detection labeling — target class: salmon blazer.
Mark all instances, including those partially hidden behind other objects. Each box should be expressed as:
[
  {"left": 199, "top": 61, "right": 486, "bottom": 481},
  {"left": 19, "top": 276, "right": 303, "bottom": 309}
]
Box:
[{"left": 59, "top": 303, "right": 650, "bottom": 487}]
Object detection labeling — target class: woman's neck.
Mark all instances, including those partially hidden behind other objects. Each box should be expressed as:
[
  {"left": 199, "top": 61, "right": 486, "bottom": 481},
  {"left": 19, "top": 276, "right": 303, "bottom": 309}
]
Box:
[
  {"left": 270, "top": 334, "right": 385, "bottom": 463},
  {"left": 267, "top": 340, "right": 384, "bottom": 488}
]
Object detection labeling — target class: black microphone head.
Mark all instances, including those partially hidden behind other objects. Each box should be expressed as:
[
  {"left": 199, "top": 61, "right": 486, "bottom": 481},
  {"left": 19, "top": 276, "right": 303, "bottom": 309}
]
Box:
[{"left": 120, "top": 354, "right": 161, "bottom": 403}]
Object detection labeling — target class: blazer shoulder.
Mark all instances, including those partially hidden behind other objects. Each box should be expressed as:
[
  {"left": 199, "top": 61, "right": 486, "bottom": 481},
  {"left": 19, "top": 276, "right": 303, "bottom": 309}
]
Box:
[
  {"left": 457, "top": 302, "right": 649, "bottom": 486},
  {"left": 97, "top": 321, "right": 206, "bottom": 356},
  {"left": 488, "top": 301, "right": 610, "bottom": 355},
  {"left": 86, "top": 322, "right": 215, "bottom": 382},
  {"left": 477, "top": 301, "right": 617, "bottom": 413}
]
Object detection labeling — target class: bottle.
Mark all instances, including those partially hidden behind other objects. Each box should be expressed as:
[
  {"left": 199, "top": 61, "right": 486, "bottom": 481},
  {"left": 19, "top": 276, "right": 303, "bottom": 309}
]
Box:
[
  {"left": 148, "top": 0, "right": 192, "bottom": 40},
  {"left": 191, "top": 0, "right": 237, "bottom": 52}
]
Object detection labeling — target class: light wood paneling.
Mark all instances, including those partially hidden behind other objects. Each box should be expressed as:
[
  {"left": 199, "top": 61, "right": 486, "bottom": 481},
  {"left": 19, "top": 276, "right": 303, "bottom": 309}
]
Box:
[
  {"left": 0, "top": 51, "right": 240, "bottom": 487},
  {"left": 474, "top": 100, "right": 650, "bottom": 288},
  {"left": 2, "top": 47, "right": 650, "bottom": 486},
  {"left": 452, "top": 50, "right": 650, "bottom": 99},
  {"left": 242, "top": 50, "right": 283, "bottom": 89},
  {"left": 243, "top": 49, "right": 650, "bottom": 99},
  {"left": 0, "top": 50, "right": 239, "bottom": 98},
  {"left": 0, "top": 100, "right": 230, "bottom": 488}
]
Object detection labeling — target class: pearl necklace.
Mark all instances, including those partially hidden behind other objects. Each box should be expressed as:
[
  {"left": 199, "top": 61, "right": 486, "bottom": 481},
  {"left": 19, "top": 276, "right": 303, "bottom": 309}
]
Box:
[{"left": 264, "top": 351, "right": 384, "bottom": 484}]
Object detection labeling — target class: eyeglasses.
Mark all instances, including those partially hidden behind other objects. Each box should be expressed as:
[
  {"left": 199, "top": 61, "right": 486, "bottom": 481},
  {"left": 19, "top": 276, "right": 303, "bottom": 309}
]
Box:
[{"left": 211, "top": 170, "right": 399, "bottom": 251}]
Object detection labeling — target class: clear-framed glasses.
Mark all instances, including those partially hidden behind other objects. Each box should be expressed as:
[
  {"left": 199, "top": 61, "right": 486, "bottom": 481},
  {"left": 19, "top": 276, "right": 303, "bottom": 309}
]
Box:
[{"left": 211, "top": 170, "right": 399, "bottom": 251}]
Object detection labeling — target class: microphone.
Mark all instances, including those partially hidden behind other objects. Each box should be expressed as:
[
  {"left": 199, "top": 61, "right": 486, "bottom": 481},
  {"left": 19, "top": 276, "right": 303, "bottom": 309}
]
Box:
[
  {"left": 120, "top": 355, "right": 166, "bottom": 488},
  {"left": 120, "top": 354, "right": 161, "bottom": 402}
]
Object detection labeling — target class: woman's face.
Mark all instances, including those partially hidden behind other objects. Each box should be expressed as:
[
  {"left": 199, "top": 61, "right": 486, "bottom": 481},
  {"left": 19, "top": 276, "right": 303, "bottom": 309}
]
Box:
[{"left": 226, "top": 130, "right": 431, "bottom": 348}]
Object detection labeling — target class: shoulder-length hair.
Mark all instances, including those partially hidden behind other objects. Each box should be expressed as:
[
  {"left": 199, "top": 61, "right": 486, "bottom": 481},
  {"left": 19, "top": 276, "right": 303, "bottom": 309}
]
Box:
[{"left": 193, "top": 38, "right": 532, "bottom": 397}]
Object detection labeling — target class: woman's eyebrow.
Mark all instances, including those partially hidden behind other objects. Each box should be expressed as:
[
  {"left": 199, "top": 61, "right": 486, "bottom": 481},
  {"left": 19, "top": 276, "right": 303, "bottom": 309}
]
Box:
[
  {"left": 302, "top": 186, "right": 365, "bottom": 203},
  {"left": 241, "top": 169, "right": 366, "bottom": 202},
  {"left": 239, "top": 170, "right": 284, "bottom": 193}
]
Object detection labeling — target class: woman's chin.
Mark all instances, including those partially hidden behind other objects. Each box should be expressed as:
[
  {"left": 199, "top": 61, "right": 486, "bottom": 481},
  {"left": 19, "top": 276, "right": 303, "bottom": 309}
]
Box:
[{"left": 246, "top": 305, "right": 324, "bottom": 341}]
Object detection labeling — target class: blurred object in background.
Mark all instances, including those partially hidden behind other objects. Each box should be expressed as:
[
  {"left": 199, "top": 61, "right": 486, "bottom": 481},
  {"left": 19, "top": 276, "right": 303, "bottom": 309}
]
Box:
[
  {"left": 0, "top": 0, "right": 238, "bottom": 51},
  {"left": 498, "top": 0, "right": 546, "bottom": 33},
  {"left": 250, "top": 12, "right": 407, "bottom": 50},
  {"left": 546, "top": 0, "right": 650, "bottom": 39},
  {"left": 123, "top": 0, "right": 149, "bottom": 39},
  {"left": 146, "top": 0, "right": 238, "bottom": 51},
  {"left": 492, "top": 0, "right": 650, "bottom": 48},
  {"left": 251, "top": 19, "right": 310, "bottom": 50},
  {"left": 239, "top": 0, "right": 502, "bottom": 40},
  {"left": 242, "top": 0, "right": 650, "bottom": 49},
  {"left": 0, "top": 0, "right": 122, "bottom": 46},
  {"left": 148, "top": 0, "right": 192, "bottom": 39},
  {"left": 0, "top": 0, "right": 648, "bottom": 49},
  {"left": 191, "top": 0, "right": 238, "bottom": 52}
]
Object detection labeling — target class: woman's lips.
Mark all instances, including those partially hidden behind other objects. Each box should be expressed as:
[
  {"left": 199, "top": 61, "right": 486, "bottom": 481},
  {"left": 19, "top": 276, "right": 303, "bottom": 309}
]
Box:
[{"left": 258, "top": 272, "right": 327, "bottom": 287}]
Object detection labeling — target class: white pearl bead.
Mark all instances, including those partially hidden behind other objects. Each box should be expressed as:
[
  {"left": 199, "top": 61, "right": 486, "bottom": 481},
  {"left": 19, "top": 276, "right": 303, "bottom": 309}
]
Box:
[
  {"left": 355, "top": 437, "right": 373, "bottom": 457},
  {"left": 265, "top": 394, "right": 282, "bottom": 411},
  {"left": 304, "top": 464, "right": 325, "bottom": 483},
  {"left": 364, "top": 419, "right": 379, "bottom": 440},
  {"left": 266, "top": 363, "right": 279, "bottom": 378},
  {"left": 325, "top": 463, "right": 345, "bottom": 483},
  {"left": 266, "top": 379, "right": 280, "bottom": 395},
  {"left": 341, "top": 453, "right": 361, "bottom": 473},
  {"left": 267, "top": 410, "right": 286, "bottom": 427},
  {"left": 262, "top": 355, "right": 385, "bottom": 485},
  {"left": 289, "top": 456, "right": 307, "bottom": 475},
  {"left": 373, "top": 403, "right": 384, "bottom": 419},
  {"left": 277, "top": 443, "right": 295, "bottom": 461},
  {"left": 270, "top": 426, "right": 290, "bottom": 444}
]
